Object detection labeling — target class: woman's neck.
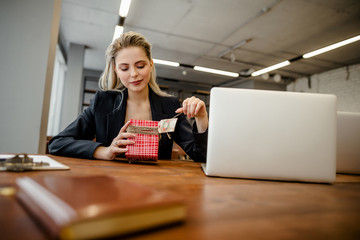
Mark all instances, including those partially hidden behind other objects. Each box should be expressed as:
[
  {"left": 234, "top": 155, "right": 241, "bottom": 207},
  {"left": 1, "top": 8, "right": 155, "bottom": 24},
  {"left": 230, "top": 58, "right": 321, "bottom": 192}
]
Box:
[
  {"left": 127, "top": 86, "right": 149, "bottom": 103},
  {"left": 125, "top": 86, "right": 152, "bottom": 122}
]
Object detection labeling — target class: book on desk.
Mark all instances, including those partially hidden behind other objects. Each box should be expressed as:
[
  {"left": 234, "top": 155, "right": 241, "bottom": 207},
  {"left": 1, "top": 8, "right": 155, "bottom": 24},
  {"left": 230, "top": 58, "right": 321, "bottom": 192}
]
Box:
[{"left": 15, "top": 175, "right": 186, "bottom": 239}]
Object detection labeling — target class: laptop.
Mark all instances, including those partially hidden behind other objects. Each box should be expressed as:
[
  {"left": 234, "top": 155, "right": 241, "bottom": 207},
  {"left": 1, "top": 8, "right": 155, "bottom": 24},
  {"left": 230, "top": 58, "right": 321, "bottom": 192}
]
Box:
[
  {"left": 202, "top": 87, "right": 337, "bottom": 183},
  {"left": 337, "top": 111, "right": 360, "bottom": 174}
]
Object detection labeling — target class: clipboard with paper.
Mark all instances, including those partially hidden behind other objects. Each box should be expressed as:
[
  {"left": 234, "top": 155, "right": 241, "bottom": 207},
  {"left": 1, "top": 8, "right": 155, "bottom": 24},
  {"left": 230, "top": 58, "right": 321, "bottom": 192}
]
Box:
[{"left": 0, "top": 154, "right": 70, "bottom": 171}]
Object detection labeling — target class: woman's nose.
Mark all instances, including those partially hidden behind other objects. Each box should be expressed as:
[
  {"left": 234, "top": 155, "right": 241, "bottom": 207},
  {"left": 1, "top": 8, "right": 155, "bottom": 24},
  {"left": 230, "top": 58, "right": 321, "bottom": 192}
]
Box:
[{"left": 130, "top": 67, "right": 138, "bottom": 78}]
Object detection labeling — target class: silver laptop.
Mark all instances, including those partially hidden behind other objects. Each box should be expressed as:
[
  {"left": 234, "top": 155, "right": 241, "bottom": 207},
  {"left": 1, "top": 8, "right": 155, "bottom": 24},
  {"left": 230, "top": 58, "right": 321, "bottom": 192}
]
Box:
[
  {"left": 337, "top": 111, "right": 360, "bottom": 174},
  {"left": 202, "top": 87, "right": 337, "bottom": 183}
]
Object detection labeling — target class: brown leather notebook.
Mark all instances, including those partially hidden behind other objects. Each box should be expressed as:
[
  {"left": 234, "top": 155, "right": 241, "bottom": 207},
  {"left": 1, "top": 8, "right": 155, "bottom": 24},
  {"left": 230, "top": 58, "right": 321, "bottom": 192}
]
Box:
[{"left": 15, "top": 175, "right": 186, "bottom": 239}]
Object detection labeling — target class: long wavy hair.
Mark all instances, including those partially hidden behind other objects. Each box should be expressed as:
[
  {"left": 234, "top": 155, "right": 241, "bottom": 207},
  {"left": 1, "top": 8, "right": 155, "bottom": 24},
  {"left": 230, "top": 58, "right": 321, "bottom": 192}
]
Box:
[{"left": 99, "top": 31, "right": 168, "bottom": 96}]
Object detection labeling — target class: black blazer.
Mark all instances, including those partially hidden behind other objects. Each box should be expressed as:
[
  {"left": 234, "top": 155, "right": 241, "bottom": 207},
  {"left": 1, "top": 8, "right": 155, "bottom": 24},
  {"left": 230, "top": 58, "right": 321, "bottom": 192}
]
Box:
[{"left": 48, "top": 88, "right": 207, "bottom": 162}]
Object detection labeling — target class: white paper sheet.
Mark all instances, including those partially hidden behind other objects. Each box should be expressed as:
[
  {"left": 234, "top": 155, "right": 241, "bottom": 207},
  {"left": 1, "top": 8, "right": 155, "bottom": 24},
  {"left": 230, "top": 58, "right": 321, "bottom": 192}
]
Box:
[{"left": 0, "top": 154, "right": 70, "bottom": 171}]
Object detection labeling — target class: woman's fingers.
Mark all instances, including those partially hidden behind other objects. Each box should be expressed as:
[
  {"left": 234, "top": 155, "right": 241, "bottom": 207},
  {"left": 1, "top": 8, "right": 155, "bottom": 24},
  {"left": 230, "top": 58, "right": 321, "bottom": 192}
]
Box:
[
  {"left": 106, "top": 146, "right": 129, "bottom": 160},
  {"left": 114, "top": 121, "right": 135, "bottom": 141},
  {"left": 120, "top": 120, "right": 131, "bottom": 132},
  {"left": 94, "top": 145, "right": 129, "bottom": 161},
  {"left": 115, "top": 121, "right": 132, "bottom": 139},
  {"left": 175, "top": 107, "right": 183, "bottom": 114},
  {"left": 112, "top": 145, "right": 129, "bottom": 154},
  {"left": 108, "top": 121, "right": 136, "bottom": 158},
  {"left": 117, "top": 132, "right": 136, "bottom": 140},
  {"left": 94, "top": 120, "right": 136, "bottom": 160},
  {"left": 194, "top": 101, "right": 202, "bottom": 115},
  {"left": 181, "top": 97, "right": 206, "bottom": 119},
  {"left": 182, "top": 97, "right": 193, "bottom": 118},
  {"left": 114, "top": 138, "right": 135, "bottom": 147}
]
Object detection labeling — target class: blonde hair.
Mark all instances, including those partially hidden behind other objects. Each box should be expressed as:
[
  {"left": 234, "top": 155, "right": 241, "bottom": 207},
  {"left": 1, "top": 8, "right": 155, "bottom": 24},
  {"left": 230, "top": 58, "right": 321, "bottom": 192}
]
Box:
[{"left": 99, "top": 31, "right": 168, "bottom": 96}]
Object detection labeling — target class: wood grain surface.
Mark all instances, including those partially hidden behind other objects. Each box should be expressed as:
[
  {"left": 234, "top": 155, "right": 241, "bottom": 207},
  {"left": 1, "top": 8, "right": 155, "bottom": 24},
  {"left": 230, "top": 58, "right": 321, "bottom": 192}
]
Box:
[{"left": 1, "top": 155, "right": 359, "bottom": 240}]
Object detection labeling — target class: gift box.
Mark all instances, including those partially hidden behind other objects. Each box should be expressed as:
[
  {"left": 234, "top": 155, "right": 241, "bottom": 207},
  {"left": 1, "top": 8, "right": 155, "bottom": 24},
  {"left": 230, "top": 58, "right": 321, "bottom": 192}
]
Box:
[{"left": 125, "top": 119, "right": 159, "bottom": 162}]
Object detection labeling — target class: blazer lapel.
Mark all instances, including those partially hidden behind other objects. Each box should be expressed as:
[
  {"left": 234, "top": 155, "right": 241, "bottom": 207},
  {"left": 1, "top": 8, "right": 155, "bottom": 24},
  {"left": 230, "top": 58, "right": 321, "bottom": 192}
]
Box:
[
  {"left": 106, "top": 90, "right": 127, "bottom": 145},
  {"left": 149, "top": 88, "right": 164, "bottom": 121}
]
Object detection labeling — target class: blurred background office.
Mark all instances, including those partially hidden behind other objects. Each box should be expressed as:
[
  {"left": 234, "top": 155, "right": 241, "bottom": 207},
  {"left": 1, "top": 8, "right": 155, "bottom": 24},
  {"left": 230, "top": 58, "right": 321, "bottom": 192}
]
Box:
[{"left": 1, "top": 0, "right": 359, "bottom": 155}]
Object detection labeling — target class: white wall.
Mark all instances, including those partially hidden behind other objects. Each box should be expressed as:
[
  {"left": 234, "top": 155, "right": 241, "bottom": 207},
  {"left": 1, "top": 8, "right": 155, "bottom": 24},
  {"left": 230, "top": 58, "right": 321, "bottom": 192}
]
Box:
[
  {"left": 0, "top": 0, "right": 61, "bottom": 154},
  {"left": 60, "top": 43, "right": 85, "bottom": 130},
  {"left": 287, "top": 63, "right": 360, "bottom": 112},
  {"left": 48, "top": 45, "right": 67, "bottom": 136}
]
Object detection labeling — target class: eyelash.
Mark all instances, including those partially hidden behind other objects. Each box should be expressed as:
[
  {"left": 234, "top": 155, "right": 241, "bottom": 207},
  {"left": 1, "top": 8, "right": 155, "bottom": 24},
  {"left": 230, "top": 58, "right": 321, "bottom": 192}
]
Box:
[{"left": 120, "top": 65, "right": 145, "bottom": 71}]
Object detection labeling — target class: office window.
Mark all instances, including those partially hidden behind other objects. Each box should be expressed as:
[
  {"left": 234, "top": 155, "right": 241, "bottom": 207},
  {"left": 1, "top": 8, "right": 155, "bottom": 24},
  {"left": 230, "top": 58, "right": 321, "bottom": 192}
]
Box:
[{"left": 47, "top": 45, "right": 67, "bottom": 136}]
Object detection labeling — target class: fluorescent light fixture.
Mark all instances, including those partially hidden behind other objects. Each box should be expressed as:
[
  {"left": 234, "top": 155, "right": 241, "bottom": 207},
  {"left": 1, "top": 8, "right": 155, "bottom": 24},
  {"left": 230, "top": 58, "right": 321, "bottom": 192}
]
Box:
[
  {"left": 193, "top": 66, "right": 239, "bottom": 77},
  {"left": 251, "top": 60, "right": 290, "bottom": 77},
  {"left": 153, "top": 59, "right": 180, "bottom": 67},
  {"left": 119, "top": 0, "right": 132, "bottom": 17},
  {"left": 112, "top": 25, "right": 124, "bottom": 41},
  {"left": 303, "top": 35, "right": 360, "bottom": 58}
]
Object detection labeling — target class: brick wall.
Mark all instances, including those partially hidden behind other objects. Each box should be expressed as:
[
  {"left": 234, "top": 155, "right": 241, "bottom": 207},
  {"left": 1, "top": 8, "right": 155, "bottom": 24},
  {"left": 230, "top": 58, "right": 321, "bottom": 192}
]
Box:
[{"left": 287, "top": 63, "right": 360, "bottom": 112}]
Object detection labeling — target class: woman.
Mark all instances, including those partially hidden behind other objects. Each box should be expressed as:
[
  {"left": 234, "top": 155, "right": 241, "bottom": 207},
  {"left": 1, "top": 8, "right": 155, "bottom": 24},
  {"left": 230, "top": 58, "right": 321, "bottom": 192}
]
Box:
[{"left": 49, "top": 31, "right": 208, "bottom": 162}]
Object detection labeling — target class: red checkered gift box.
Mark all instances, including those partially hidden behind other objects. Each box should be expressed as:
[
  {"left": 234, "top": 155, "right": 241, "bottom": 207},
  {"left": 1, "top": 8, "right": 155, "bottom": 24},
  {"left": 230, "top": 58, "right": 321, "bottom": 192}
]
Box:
[{"left": 125, "top": 119, "right": 159, "bottom": 162}]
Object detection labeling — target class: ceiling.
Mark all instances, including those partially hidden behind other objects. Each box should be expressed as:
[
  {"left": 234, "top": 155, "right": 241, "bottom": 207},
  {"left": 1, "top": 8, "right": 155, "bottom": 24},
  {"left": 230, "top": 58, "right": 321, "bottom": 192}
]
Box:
[{"left": 60, "top": 0, "right": 360, "bottom": 89}]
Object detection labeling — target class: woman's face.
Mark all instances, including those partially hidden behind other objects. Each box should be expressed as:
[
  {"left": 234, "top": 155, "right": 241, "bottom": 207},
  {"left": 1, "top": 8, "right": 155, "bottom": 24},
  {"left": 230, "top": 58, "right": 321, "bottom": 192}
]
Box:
[{"left": 114, "top": 46, "right": 153, "bottom": 93}]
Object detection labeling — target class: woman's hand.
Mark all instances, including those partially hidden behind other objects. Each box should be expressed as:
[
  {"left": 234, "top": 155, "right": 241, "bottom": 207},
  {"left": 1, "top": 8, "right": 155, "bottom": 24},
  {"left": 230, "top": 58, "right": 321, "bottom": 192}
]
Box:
[
  {"left": 176, "top": 96, "right": 208, "bottom": 133},
  {"left": 93, "top": 121, "right": 135, "bottom": 160}
]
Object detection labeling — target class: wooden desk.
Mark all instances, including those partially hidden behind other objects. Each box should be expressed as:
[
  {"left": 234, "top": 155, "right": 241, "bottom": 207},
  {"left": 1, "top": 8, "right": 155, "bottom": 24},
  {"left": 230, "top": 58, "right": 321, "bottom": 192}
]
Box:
[{"left": 1, "top": 156, "right": 360, "bottom": 240}]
